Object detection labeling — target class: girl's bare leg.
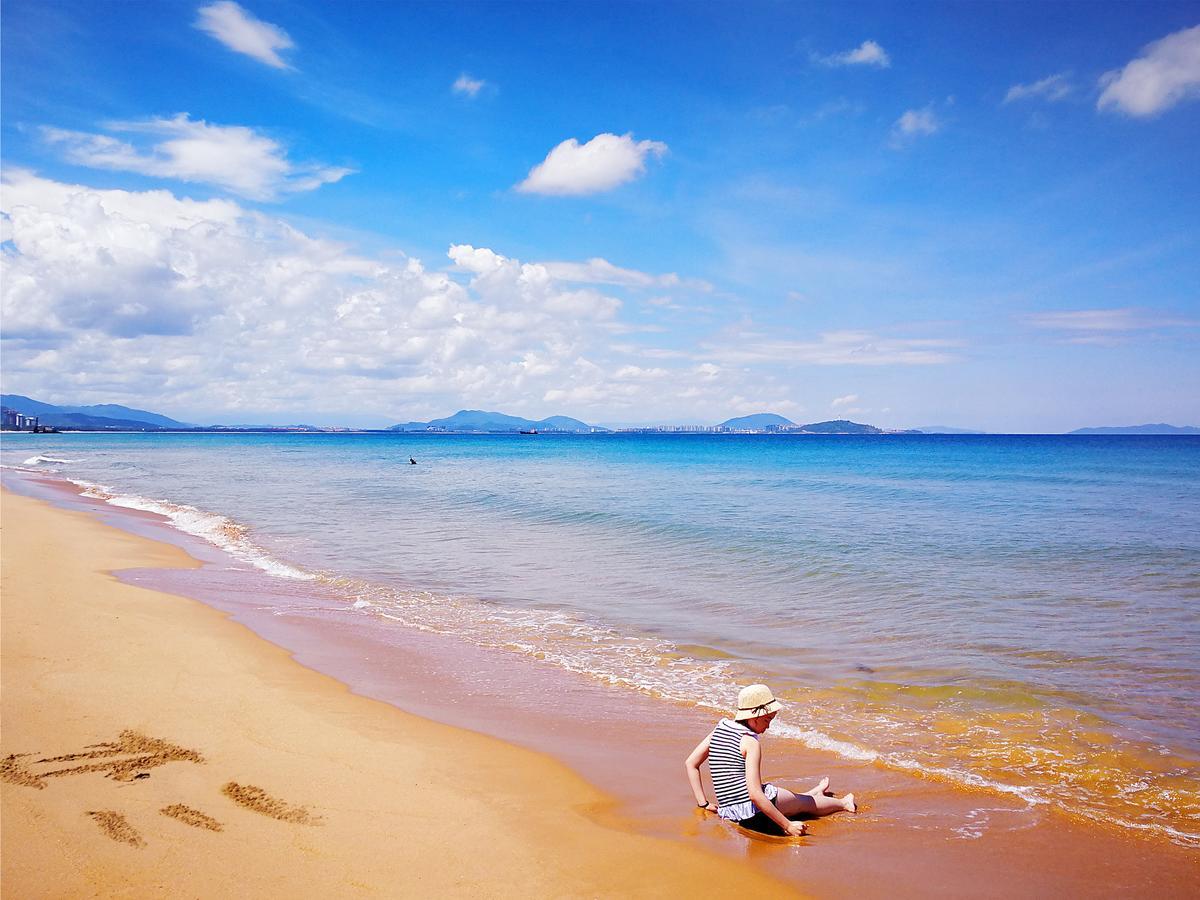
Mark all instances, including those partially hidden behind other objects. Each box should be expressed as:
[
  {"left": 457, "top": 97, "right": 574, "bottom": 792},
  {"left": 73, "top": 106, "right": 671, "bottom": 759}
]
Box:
[{"left": 774, "top": 780, "right": 856, "bottom": 817}]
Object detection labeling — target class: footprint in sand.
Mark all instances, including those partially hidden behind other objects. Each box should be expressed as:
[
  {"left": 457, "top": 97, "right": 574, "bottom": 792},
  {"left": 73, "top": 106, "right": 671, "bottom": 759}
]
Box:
[
  {"left": 86, "top": 810, "right": 146, "bottom": 847},
  {"left": 221, "top": 782, "right": 324, "bottom": 826},
  {"left": 161, "top": 804, "right": 224, "bottom": 832}
]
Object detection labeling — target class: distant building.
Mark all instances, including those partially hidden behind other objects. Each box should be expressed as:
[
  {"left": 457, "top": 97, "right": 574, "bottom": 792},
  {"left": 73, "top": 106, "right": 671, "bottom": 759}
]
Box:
[{"left": 1, "top": 407, "right": 41, "bottom": 431}]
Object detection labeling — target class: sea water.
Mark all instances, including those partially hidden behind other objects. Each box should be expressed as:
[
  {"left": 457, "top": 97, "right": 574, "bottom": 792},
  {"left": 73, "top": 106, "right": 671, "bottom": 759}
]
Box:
[{"left": 4, "top": 432, "right": 1198, "bottom": 846}]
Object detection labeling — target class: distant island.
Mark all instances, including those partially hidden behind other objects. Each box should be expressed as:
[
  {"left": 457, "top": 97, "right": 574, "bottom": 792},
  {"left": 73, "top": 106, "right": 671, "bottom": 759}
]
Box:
[
  {"left": 389, "top": 410, "right": 608, "bottom": 434},
  {"left": 719, "top": 413, "right": 795, "bottom": 430},
  {"left": 713, "top": 415, "right": 918, "bottom": 435},
  {"left": 1068, "top": 424, "right": 1200, "bottom": 435}
]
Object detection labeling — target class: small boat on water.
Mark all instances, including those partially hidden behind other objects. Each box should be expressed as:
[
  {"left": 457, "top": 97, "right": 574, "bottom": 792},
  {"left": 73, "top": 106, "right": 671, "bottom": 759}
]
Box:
[{"left": 519, "top": 429, "right": 539, "bottom": 434}]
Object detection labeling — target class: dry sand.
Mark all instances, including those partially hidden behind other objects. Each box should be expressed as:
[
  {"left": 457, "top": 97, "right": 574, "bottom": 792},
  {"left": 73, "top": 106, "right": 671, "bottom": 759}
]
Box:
[{"left": 0, "top": 489, "right": 794, "bottom": 897}]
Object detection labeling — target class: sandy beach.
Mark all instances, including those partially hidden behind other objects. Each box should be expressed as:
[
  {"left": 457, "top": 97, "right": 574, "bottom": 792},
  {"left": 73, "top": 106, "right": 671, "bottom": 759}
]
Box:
[
  {"left": 4, "top": 483, "right": 1198, "bottom": 898},
  {"left": 0, "top": 489, "right": 793, "bottom": 897}
]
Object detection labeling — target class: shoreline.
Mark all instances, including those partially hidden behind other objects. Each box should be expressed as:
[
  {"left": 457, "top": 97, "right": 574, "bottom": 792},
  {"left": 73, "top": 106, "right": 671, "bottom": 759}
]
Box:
[
  {"left": 1, "top": 487, "right": 795, "bottom": 897},
  {"left": 3, "top": 478, "right": 1197, "bottom": 896}
]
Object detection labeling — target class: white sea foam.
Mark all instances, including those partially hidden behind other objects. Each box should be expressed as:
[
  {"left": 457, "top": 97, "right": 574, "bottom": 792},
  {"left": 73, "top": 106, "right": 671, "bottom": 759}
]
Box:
[
  {"left": 1084, "top": 816, "right": 1200, "bottom": 849},
  {"left": 68, "top": 478, "right": 314, "bottom": 581},
  {"left": 22, "top": 455, "right": 79, "bottom": 466},
  {"left": 772, "top": 723, "right": 880, "bottom": 762},
  {"left": 884, "top": 755, "right": 1046, "bottom": 806},
  {"left": 951, "top": 806, "right": 1040, "bottom": 841}
]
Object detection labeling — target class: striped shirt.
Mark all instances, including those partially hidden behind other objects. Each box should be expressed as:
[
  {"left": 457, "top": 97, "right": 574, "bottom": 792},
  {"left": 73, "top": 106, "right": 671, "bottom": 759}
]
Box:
[{"left": 708, "top": 718, "right": 763, "bottom": 821}]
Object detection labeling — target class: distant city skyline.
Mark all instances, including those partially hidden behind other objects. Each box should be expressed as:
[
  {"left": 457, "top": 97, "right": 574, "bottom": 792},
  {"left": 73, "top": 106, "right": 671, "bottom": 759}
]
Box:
[{"left": 2, "top": 1, "right": 1198, "bottom": 432}]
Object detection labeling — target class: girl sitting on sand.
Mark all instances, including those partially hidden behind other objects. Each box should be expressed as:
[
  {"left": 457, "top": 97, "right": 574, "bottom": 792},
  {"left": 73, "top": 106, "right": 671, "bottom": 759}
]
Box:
[{"left": 685, "top": 684, "right": 856, "bottom": 837}]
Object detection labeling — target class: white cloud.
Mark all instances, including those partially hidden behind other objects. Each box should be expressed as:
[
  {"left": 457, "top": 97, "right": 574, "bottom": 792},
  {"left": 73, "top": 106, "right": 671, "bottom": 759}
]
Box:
[
  {"left": 816, "top": 40, "right": 891, "bottom": 68},
  {"left": 1023, "top": 308, "right": 1197, "bottom": 338},
  {"left": 613, "top": 365, "right": 669, "bottom": 379},
  {"left": 194, "top": 1, "right": 295, "bottom": 70},
  {"left": 890, "top": 107, "right": 940, "bottom": 146},
  {"left": 540, "top": 257, "right": 710, "bottom": 292},
  {"left": 706, "top": 331, "right": 961, "bottom": 366},
  {"left": 0, "top": 173, "right": 678, "bottom": 420},
  {"left": 1, "top": 172, "right": 967, "bottom": 425},
  {"left": 1004, "top": 73, "right": 1072, "bottom": 103},
  {"left": 42, "top": 114, "right": 352, "bottom": 201},
  {"left": 831, "top": 393, "right": 859, "bottom": 408},
  {"left": 452, "top": 73, "right": 486, "bottom": 97},
  {"left": 447, "top": 244, "right": 621, "bottom": 320},
  {"left": 1098, "top": 25, "right": 1200, "bottom": 117},
  {"left": 542, "top": 257, "right": 665, "bottom": 287},
  {"left": 516, "top": 133, "right": 668, "bottom": 196}
]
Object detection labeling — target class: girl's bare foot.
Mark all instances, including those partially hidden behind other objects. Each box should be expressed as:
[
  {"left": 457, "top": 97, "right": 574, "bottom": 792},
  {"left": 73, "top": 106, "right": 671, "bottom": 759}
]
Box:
[
  {"left": 812, "top": 776, "right": 830, "bottom": 795},
  {"left": 842, "top": 793, "right": 857, "bottom": 813}
]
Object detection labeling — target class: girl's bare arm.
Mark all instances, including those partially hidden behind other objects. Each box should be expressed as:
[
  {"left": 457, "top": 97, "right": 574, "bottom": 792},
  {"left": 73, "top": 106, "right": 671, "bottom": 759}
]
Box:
[
  {"left": 684, "top": 734, "right": 715, "bottom": 809},
  {"left": 743, "top": 738, "right": 806, "bottom": 836}
]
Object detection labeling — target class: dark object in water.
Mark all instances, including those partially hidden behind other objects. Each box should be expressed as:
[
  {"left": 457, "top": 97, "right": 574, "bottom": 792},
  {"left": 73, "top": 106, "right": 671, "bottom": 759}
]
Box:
[
  {"left": 854, "top": 663, "right": 876, "bottom": 674},
  {"left": 409, "top": 457, "right": 417, "bottom": 465}
]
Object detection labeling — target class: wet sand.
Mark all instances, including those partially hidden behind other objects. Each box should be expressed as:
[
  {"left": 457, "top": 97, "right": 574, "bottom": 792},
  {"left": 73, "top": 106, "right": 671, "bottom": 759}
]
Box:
[
  {"left": 0, "top": 489, "right": 792, "bottom": 897},
  {"left": 3, "top": 482, "right": 1197, "bottom": 897}
]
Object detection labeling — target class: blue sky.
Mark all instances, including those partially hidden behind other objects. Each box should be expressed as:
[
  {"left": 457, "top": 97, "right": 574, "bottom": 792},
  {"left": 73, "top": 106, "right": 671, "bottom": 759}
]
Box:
[{"left": 2, "top": 0, "right": 1198, "bottom": 430}]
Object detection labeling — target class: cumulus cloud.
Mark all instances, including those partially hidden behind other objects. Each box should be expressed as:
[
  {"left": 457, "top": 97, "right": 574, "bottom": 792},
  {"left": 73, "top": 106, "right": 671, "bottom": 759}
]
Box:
[
  {"left": 452, "top": 73, "right": 486, "bottom": 97},
  {"left": 816, "top": 40, "right": 891, "bottom": 68},
  {"left": 1098, "top": 24, "right": 1200, "bottom": 117},
  {"left": 194, "top": 1, "right": 295, "bottom": 69},
  {"left": 448, "top": 244, "right": 623, "bottom": 321},
  {"left": 0, "top": 172, "right": 644, "bottom": 417},
  {"left": 0, "top": 172, "right": 965, "bottom": 424},
  {"left": 1004, "top": 73, "right": 1072, "bottom": 103},
  {"left": 41, "top": 114, "right": 352, "bottom": 201},
  {"left": 516, "top": 133, "right": 668, "bottom": 196},
  {"left": 890, "top": 106, "right": 940, "bottom": 146},
  {"left": 831, "top": 393, "right": 859, "bottom": 408}
]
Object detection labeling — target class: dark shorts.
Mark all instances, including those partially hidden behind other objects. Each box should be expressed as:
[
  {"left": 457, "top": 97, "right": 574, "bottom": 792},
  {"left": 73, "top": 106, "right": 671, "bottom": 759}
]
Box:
[{"left": 735, "top": 811, "right": 789, "bottom": 836}]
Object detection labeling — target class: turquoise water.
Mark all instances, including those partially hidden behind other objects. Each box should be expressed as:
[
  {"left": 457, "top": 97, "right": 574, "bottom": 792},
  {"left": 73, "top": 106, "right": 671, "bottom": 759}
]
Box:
[{"left": 4, "top": 432, "right": 1198, "bottom": 844}]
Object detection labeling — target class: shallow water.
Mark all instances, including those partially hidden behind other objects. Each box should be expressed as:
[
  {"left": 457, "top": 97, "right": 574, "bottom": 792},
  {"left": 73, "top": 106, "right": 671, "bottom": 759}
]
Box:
[{"left": 5, "top": 431, "right": 1198, "bottom": 846}]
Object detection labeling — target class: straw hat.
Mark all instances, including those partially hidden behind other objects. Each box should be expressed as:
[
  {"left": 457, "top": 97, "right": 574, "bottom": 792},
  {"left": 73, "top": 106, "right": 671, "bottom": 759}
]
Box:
[{"left": 734, "top": 684, "right": 782, "bottom": 721}]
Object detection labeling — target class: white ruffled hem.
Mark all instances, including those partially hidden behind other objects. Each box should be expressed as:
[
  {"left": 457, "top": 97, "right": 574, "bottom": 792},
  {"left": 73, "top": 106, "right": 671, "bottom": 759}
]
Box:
[{"left": 717, "top": 783, "right": 778, "bottom": 821}]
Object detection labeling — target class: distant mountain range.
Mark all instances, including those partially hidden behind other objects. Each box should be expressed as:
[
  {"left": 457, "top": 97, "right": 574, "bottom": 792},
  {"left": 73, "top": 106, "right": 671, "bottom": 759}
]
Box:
[
  {"left": 1, "top": 394, "right": 194, "bottom": 430},
  {"left": 4, "top": 394, "right": 1196, "bottom": 435},
  {"left": 389, "top": 410, "right": 606, "bottom": 433},
  {"left": 1068, "top": 423, "right": 1200, "bottom": 435},
  {"left": 389, "top": 411, "right": 898, "bottom": 434}
]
